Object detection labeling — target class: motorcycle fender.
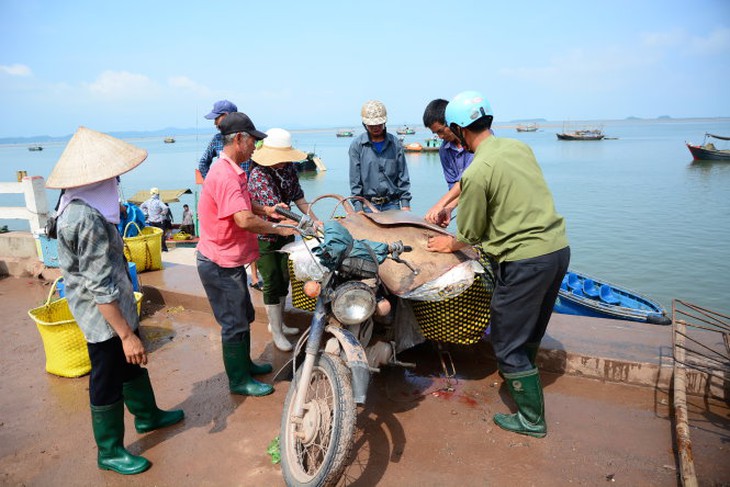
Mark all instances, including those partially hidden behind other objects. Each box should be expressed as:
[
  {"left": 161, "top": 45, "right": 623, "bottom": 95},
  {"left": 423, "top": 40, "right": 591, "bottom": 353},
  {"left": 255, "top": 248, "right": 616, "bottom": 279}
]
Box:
[{"left": 325, "top": 325, "right": 370, "bottom": 404}]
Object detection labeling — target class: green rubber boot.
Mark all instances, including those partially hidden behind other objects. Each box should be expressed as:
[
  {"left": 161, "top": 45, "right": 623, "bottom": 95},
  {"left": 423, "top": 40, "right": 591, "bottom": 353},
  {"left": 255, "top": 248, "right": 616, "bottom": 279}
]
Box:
[
  {"left": 123, "top": 369, "right": 184, "bottom": 433},
  {"left": 493, "top": 368, "right": 547, "bottom": 438},
  {"left": 222, "top": 341, "right": 274, "bottom": 396},
  {"left": 244, "top": 331, "right": 273, "bottom": 376},
  {"left": 91, "top": 401, "right": 151, "bottom": 475}
]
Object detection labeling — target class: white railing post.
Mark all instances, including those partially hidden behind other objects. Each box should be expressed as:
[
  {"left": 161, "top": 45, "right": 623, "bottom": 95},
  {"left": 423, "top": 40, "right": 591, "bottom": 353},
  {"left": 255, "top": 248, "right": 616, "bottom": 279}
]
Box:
[{"left": 21, "top": 176, "right": 49, "bottom": 234}]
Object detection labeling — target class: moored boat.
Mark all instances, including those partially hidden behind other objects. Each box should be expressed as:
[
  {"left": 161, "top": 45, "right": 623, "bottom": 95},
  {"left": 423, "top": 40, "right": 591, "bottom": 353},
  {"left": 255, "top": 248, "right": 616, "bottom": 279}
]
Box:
[
  {"left": 164, "top": 137, "right": 176, "bottom": 143},
  {"left": 516, "top": 123, "right": 538, "bottom": 132},
  {"left": 336, "top": 129, "right": 353, "bottom": 137},
  {"left": 686, "top": 133, "right": 730, "bottom": 161},
  {"left": 294, "top": 152, "right": 327, "bottom": 172},
  {"left": 556, "top": 129, "right": 604, "bottom": 141},
  {"left": 396, "top": 125, "right": 415, "bottom": 135},
  {"left": 28, "top": 145, "right": 43, "bottom": 151},
  {"left": 554, "top": 270, "right": 671, "bottom": 325},
  {"left": 403, "top": 142, "right": 423, "bottom": 152}
]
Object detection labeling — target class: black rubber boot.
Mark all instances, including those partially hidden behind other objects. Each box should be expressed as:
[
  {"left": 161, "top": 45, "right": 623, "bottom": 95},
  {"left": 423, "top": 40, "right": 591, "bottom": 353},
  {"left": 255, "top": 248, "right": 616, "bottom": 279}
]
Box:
[
  {"left": 244, "top": 331, "right": 273, "bottom": 376},
  {"left": 91, "top": 400, "right": 150, "bottom": 475},
  {"left": 493, "top": 367, "right": 547, "bottom": 438},
  {"left": 123, "top": 369, "right": 184, "bottom": 433},
  {"left": 222, "top": 341, "right": 274, "bottom": 396}
]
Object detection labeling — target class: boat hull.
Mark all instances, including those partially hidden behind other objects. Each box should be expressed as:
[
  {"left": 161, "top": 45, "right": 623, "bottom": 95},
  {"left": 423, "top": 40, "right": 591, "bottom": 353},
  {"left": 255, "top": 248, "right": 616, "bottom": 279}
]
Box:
[
  {"left": 553, "top": 270, "right": 671, "bottom": 325},
  {"left": 687, "top": 143, "right": 730, "bottom": 161},
  {"left": 556, "top": 133, "right": 604, "bottom": 141}
]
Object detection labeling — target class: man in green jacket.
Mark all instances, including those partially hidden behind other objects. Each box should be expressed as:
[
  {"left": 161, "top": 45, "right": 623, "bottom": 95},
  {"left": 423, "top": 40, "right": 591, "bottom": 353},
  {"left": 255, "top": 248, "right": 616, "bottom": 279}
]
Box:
[{"left": 427, "top": 90, "right": 570, "bottom": 438}]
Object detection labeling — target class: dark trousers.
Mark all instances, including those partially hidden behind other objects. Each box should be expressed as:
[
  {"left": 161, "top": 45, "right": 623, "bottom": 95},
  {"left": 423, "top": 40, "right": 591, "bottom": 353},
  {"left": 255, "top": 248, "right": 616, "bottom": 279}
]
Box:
[
  {"left": 196, "top": 252, "right": 254, "bottom": 342},
  {"left": 489, "top": 247, "right": 570, "bottom": 374},
  {"left": 87, "top": 333, "right": 144, "bottom": 406},
  {"left": 256, "top": 236, "right": 294, "bottom": 305},
  {"left": 148, "top": 221, "right": 168, "bottom": 251}
]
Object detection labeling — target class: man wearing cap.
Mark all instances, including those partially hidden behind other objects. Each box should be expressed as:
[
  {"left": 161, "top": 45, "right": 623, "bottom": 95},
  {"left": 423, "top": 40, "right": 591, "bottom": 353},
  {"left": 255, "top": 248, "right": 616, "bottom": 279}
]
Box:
[
  {"left": 349, "top": 100, "right": 411, "bottom": 212},
  {"left": 198, "top": 99, "right": 238, "bottom": 178},
  {"left": 48, "top": 127, "right": 184, "bottom": 475},
  {"left": 196, "top": 112, "right": 296, "bottom": 397},
  {"left": 427, "top": 91, "right": 570, "bottom": 439},
  {"left": 140, "top": 187, "right": 169, "bottom": 252}
]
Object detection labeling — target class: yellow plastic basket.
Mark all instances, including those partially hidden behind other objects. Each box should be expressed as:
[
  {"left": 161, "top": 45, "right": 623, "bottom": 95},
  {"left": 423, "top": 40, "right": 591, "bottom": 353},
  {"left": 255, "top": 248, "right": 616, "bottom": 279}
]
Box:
[
  {"left": 123, "top": 222, "right": 163, "bottom": 273},
  {"left": 28, "top": 278, "right": 143, "bottom": 378}
]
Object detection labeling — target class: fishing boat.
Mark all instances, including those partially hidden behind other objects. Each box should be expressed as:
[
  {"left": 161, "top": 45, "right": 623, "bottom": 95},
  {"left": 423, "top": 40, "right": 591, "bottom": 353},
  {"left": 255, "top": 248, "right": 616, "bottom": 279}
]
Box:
[
  {"left": 336, "top": 129, "right": 353, "bottom": 137},
  {"left": 164, "top": 137, "right": 176, "bottom": 143},
  {"left": 294, "top": 152, "right": 327, "bottom": 172},
  {"left": 423, "top": 137, "right": 442, "bottom": 152},
  {"left": 28, "top": 146, "right": 43, "bottom": 151},
  {"left": 686, "top": 133, "right": 730, "bottom": 161},
  {"left": 553, "top": 270, "right": 671, "bottom": 325},
  {"left": 403, "top": 142, "right": 423, "bottom": 152},
  {"left": 516, "top": 123, "right": 538, "bottom": 132},
  {"left": 396, "top": 125, "right": 416, "bottom": 135},
  {"left": 556, "top": 129, "right": 604, "bottom": 141}
]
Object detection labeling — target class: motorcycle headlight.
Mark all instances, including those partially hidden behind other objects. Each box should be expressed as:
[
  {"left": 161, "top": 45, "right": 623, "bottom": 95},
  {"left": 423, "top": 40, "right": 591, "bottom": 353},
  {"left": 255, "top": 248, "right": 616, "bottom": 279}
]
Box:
[{"left": 331, "top": 281, "right": 376, "bottom": 325}]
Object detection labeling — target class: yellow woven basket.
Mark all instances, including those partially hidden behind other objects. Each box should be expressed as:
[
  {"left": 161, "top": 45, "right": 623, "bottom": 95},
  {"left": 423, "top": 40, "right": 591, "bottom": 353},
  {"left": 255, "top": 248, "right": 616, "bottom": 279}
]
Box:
[
  {"left": 28, "top": 278, "right": 143, "bottom": 378},
  {"left": 288, "top": 260, "right": 317, "bottom": 312},
  {"left": 410, "top": 277, "right": 492, "bottom": 345},
  {"left": 123, "top": 222, "right": 163, "bottom": 273}
]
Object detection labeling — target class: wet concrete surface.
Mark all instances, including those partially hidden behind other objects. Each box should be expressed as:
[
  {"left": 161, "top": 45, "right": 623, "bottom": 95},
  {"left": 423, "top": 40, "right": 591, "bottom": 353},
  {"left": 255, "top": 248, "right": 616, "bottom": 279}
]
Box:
[{"left": 2, "top": 269, "right": 729, "bottom": 486}]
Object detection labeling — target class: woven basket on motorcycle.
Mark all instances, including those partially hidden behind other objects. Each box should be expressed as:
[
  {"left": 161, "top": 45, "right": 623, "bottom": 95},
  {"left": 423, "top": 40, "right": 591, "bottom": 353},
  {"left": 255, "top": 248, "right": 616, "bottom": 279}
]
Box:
[
  {"left": 288, "top": 259, "right": 317, "bottom": 312},
  {"left": 409, "top": 274, "right": 492, "bottom": 345}
]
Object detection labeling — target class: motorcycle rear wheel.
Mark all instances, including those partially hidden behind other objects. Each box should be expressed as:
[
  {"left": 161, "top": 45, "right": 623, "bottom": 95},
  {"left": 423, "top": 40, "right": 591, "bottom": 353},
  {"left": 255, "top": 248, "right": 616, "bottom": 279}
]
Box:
[{"left": 280, "top": 353, "right": 356, "bottom": 487}]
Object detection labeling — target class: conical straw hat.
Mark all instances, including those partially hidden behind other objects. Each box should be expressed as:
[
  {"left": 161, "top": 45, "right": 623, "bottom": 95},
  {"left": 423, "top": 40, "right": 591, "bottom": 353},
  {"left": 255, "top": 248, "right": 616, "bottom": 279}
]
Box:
[{"left": 46, "top": 126, "right": 148, "bottom": 189}]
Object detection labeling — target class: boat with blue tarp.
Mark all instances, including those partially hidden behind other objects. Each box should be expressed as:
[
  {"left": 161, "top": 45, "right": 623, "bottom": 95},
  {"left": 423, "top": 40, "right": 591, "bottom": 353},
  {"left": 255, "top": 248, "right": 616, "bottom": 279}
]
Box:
[{"left": 554, "top": 270, "right": 671, "bottom": 325}]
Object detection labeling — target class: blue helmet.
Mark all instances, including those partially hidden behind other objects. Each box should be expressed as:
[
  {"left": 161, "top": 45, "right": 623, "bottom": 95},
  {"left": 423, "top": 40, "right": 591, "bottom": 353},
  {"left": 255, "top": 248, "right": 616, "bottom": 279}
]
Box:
[{"left": 445, "top": 91, "right": 493, "bottom": 128}]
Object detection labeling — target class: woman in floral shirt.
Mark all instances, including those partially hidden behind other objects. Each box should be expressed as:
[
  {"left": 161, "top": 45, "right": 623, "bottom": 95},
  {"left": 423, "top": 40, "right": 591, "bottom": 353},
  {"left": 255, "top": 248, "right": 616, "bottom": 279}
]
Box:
[{"left": 248, "top": 128, "right": 317, "bottom": 351}]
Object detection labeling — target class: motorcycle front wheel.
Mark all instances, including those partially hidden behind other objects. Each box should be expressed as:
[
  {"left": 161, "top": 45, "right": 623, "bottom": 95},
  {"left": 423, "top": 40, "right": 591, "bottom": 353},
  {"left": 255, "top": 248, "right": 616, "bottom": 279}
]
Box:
[{"left": 280, "top": 352, "right": 356, "bottom": 487}]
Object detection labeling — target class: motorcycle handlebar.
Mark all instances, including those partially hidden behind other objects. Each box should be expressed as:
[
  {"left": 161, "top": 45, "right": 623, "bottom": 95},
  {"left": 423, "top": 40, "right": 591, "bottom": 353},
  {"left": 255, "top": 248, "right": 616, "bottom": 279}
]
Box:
[{"left": 274, "top": 206, "right": 302, "bottom": 223}]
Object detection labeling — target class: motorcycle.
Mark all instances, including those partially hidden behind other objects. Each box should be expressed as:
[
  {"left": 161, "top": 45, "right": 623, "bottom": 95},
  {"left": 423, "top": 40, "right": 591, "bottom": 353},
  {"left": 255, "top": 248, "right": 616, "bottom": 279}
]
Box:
[{"left": 272, "top": 204, "right": 421, "bottom": 487}]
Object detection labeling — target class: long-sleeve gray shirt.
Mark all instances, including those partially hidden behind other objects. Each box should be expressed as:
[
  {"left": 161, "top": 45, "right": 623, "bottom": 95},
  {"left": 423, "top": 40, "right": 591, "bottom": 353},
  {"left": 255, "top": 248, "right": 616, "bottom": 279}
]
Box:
[
  {"left": 57, "top": 200, "right": 139, "bottom": 343},
  {"left": 348, "top": 132, "right": 412, "bottom": 211}
]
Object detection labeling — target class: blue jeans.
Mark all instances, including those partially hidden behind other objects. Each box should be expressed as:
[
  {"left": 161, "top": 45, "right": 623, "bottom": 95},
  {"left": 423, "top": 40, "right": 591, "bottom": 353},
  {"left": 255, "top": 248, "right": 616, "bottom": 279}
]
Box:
[{"left": 364, "top": 200, "right": 400, "bottom": 213}]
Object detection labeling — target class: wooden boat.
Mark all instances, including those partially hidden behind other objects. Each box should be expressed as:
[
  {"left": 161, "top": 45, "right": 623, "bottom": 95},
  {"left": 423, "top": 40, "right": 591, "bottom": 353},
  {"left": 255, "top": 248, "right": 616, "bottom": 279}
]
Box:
[
  {"left": 164, "top": 137, "right": 176, "bottom": 143},
  {"left": 686, "top": 133, "right": 730, "bottom": 161},
  {"left": 403, "top": 142, "right": 423, "bottom": 152},
  {"left": 516, "top": 123, "right": 538, "bottom": 132},
  {"left": 554, "top": 270, "right": 671, "bottom": 325},
  {"left": 396, "top": 126, "right": 415, "bottom": 135},
  {"left": 422, "top": 137, "right": 442, "bottom": 152},
  {"left": 28, "top": 146, "right": 43, "bottom": 151},
  {"left": 294, "top": 152, "right": 327, "bottom": 172},
  {"left": 556, "top": 129, "right": 604, "bottom": 141},
  {"left": 336, "top": 129, "right": 353, "bottom": 137}
]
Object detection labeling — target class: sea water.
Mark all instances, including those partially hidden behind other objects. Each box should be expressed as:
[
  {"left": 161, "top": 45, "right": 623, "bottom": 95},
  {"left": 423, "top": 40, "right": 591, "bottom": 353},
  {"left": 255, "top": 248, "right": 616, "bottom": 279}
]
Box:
[{"left": 2, "top": 118, "right": 729, "bottom": 315}]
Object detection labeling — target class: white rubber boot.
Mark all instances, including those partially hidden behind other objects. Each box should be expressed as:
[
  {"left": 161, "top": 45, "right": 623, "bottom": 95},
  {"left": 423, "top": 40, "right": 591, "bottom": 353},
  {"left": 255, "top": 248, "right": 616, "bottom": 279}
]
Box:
[
  {"left": 266, "top": 301, "right": 299, "bottom": 336},
  {"left": 279, "top": 300, "right": 300, "bottom": 335},
  {"left": 265, "top": 304, "right": 293, "bottom": 352}
]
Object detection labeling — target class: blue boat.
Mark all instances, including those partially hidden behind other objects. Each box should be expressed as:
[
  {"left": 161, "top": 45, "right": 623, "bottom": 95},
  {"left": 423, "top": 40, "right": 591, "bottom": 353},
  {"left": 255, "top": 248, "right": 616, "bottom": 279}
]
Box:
[{"left": 554, "top": 270, "right": 671, "bottom": 325}]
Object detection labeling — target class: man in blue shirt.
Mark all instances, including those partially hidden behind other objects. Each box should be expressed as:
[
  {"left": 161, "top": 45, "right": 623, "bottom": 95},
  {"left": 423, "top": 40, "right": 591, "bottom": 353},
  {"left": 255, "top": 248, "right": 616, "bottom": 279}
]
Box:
[
  {"left": 423, "top": 98, "right": 474, "bottom": 226},
  {"left": 349, "top": 100, "right": 411, "bottom": 212},
  {"left": 198, "top": 100, "right": 238, "bottom": 178}
]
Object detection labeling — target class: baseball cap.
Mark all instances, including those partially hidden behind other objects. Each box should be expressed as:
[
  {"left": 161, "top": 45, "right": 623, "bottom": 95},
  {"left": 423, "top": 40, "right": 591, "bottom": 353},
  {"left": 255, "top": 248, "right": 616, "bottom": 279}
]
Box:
[
  {"left": 218, "top": 112, "right": 267, "bottom": 140},
  {"left": 204, "top": 100, "right": 238, "bottom": 120}
]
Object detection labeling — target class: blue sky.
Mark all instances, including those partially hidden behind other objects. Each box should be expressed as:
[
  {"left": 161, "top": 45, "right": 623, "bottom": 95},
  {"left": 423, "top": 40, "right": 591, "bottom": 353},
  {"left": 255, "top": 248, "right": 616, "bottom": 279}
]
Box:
[{"left": 1, "top": 0, "right": 729, "bottom": 137}]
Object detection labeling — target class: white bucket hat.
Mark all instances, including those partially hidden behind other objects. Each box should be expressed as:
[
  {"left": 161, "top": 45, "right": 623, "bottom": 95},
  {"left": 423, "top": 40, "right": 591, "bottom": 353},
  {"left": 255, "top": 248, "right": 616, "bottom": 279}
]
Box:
[
  {"left": 46, "top": 127, "right": 147, "bottom": 189},
  {"left": 251, "top": 128, "right": 307, "bottom": 166}
]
